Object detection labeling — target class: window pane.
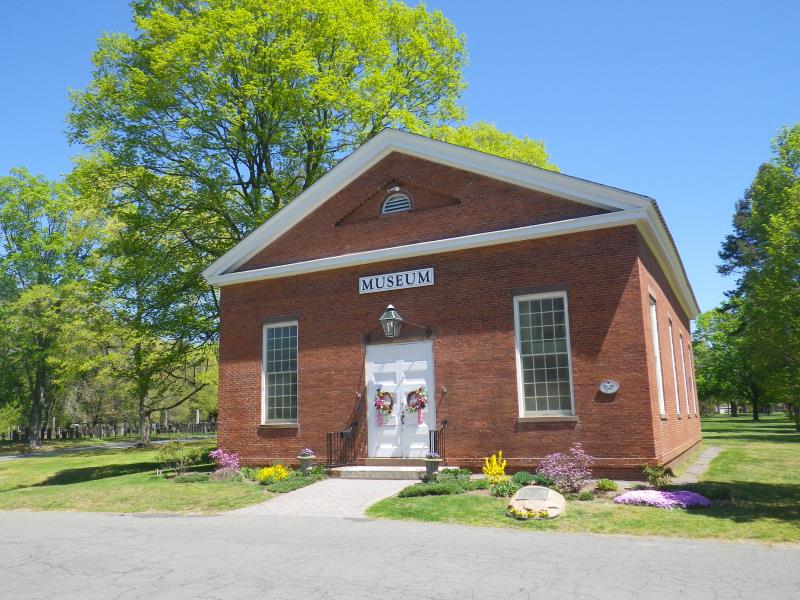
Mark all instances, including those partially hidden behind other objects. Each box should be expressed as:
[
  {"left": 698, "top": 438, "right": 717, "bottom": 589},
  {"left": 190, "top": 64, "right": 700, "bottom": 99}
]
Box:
[
  {"left": 265, "top": 323, "right": 298, "bottom": 422},
  {"left": 517, "top": 295, "right": 572, "bottom": 415}
]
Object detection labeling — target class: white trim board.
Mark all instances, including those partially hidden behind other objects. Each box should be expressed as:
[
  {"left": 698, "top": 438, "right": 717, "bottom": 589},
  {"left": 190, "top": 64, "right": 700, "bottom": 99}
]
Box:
[{"left": 203, "top": 129, "right": 700, "bottom": 319}]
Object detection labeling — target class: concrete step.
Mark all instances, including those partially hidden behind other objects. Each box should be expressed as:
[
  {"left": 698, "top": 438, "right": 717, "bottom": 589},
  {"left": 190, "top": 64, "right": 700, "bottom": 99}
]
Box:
[
  {"left": 364, "top": 458, "right": 426, "bottom": 467},
  {"left": 331, "top": 465, "right": 459, "bottom": 480},
  {"left": 332, "top": 466, "right": 425, "bottom": 480}
]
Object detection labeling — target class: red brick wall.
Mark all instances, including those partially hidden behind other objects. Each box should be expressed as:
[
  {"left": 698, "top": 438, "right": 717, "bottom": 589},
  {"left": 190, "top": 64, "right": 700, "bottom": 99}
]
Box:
[
  {"left": 239, "top": 152, "right": 606, "bottom": 271},
  {"left": 218, "top": 225, "right": 687, "bottom": 477},
  {"left": 636, "top": 239, "right": 703, "bottom": 465}
]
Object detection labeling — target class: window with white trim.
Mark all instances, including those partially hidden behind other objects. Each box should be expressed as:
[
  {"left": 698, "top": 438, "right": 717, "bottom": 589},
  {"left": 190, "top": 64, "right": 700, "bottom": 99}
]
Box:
[
  {"left": 648, "top": 296, "right": 666, "bottom": 416},
  {"left": 263, "top": 322, "right": 298, "bottom": 423},
  {"left": 514, "top": 292, "right": 574, "bottom": 415},
  {"left": 687, "top": 345, "right": 699, "bottom": 414},
  {"left": 668, "top": 318, "right": 681, "bottom": 416},
  {"left": 381, "top": 193, "right": 412, "bottom": 215},
  {"left": 678, "top": 333, "right": 691, "bottom": 416}
]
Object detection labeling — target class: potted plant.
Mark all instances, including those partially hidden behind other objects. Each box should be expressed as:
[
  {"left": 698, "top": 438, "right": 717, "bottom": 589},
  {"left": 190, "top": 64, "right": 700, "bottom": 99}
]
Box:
[
  {"left": 298, "top": 448, "right": 316, "bottom": 475},
  {"left": 424, "top": 451, "right": 442, "bottom": 478}
]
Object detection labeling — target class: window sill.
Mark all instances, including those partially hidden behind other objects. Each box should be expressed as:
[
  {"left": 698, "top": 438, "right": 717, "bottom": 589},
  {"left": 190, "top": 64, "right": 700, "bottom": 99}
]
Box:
[
  {"left": 517, "top": 415, "right": 578, "bottom": 423},
  {"left": 259, "top": 423, "right": 299, "bottom": 429},
  {"left": 660, "top": 414, "right": 668, "bottom": 421}
]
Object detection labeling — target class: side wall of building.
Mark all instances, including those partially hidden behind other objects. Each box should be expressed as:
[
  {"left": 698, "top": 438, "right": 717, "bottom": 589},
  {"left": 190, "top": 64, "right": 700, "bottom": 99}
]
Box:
[{"left": 637, "top": 236, "right": 703, "bottom": 465}]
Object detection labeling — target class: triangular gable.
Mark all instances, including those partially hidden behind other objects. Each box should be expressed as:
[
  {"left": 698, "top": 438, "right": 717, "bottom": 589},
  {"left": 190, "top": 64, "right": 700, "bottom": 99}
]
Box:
[{"left": 203, "top": 129, "right": 699, "bottom": 318}]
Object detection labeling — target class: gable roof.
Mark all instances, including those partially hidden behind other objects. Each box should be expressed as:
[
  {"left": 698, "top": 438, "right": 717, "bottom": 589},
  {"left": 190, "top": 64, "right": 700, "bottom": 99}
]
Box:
[{"left": 203, "top": 128, "right": 700, "bottom": 318}]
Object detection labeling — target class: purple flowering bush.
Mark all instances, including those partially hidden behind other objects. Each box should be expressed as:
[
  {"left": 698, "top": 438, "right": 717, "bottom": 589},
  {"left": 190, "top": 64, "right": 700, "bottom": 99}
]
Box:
[
  {"left": 209, "top": 448, "right": 240, "bottom": 471},
  {"left": 614, "top": 490, "right": 711, "bottom": 509},
  {"left": 537, "top": 443, "right": 594, "bottom": 493}
]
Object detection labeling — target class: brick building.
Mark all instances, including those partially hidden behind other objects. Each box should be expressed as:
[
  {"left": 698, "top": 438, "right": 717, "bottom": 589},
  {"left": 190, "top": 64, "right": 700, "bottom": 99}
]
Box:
[{"left": 204, "top": 129, "right": 702, "bottom": 477}]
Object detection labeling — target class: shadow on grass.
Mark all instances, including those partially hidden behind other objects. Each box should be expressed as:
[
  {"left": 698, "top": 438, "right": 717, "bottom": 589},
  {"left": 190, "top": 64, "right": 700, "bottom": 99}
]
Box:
[
  {"left": 31, "top": 460, "right": 162, "bottom": 487},
  {"left": 675, "top": 480, "right": 800, "bottom": 525},
  {"left": 703, "top": 433, "right": 800, "bottom": 444}
]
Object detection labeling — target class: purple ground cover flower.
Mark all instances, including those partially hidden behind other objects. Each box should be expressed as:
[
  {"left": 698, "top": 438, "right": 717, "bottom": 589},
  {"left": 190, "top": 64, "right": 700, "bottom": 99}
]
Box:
[
  {"left": 614, "top": 490, "right": 711, "bottom": 509},
  {"left": 209, "top": 449, "right": 240, "bottom": 471}
]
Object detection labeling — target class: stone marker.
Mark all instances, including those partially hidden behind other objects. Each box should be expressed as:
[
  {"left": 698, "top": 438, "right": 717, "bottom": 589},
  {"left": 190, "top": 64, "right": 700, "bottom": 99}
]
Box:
[{"left": 507, "top": 485, "right": 566, "bottom": 518}]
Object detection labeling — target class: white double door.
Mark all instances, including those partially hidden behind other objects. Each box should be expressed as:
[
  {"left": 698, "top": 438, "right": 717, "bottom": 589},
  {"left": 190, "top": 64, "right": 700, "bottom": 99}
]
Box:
[{"left": 366, "top": 341, "right": 435, "bottom": 458}]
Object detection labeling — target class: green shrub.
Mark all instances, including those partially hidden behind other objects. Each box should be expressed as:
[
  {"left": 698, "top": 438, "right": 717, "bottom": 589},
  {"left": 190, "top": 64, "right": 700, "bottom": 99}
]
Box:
[
  {"left": 511, "top": 471, "right": 534, "bottom": 486},
  {"left": 643, "top": 465, "right": 675, "bottom": 488},
  {"left": 398, "top": 482, "right": 465, "bottom": 498},
  {"left": 532, "top": 472, "right": 555, "bottom": 487},
  {"left": 462, "top": 478, "right": 490, "bottom": 491},
  {"left": 156, "top": 442, "right": 202, "bottom": 475},
  {"left": 489, "top": 479, "right": 521, "bottom": 498},
  {"left": 436, "top": 468, "right": 472, "bottom": 484},
  {"left": 578, "top": 491, "right": 594, "bottom": 501},
  {"left": 173, "top": 472, "right": 209, "bottom": 483},
  {"left": 264, "top": 472, "right": 326, "bottom": 493},
  {"left": 595, "top": 478, "right": 619, "bottom": 492},
  {"left": 239, "top": 467, "right": 257, "bottom": 480}
]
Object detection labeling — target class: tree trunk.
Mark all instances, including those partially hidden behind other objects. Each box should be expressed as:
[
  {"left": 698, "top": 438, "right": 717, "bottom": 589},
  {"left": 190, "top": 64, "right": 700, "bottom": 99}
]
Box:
[
  {"left": 28, "top": 359, "right": 46, "bottom": 448},
  {"left": 139, "top": 405, "right": 151, "bottom": 446},
  {"left": 730, "top": 402, "right": 738, "bottom": 417},
  {"left": 794, "top": 405, "right": 800, "bottom": 432}
]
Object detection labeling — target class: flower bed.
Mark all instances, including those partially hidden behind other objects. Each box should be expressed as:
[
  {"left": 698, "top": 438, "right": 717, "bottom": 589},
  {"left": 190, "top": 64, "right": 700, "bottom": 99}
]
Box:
[{"left": 614, "top": 490, "right": 711, "bottom": 509}]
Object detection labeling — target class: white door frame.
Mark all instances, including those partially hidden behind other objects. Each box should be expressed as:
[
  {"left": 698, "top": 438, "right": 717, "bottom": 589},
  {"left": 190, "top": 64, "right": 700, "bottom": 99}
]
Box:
[{"left": 365, "top": 340, "right": 435, "bottom": 458}]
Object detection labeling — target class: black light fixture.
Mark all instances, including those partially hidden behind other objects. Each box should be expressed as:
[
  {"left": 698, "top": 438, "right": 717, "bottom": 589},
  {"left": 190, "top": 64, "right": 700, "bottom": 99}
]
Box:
[{"left": 379, "top": 304, "right": 403, "bottom": 338}]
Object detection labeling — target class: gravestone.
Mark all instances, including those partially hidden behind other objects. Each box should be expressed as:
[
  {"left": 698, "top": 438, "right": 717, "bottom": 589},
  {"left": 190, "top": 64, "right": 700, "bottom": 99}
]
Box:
[{"left": 507, "top": 485, "right": 567, "bottom": 518}]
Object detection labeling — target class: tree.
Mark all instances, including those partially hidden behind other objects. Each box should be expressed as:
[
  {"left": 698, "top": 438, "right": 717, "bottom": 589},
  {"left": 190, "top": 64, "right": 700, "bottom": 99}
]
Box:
[
  {"left": 431, "top": 122, "right": 557, "bottom": 170},
  {"left": 718, "top": 124, "right": 800, "bottom": 428},
  {"left": 72, "top": 159, "right": 215, "bottom": 445},
  {"left": 69, "top": 0, "right": 467, "bottom": 259},
  {"left": 0, "top": 169, "right": 99, "bottom": 447},
  {"left": 692, "top": 304, "right": 764, "bottom": 418}
]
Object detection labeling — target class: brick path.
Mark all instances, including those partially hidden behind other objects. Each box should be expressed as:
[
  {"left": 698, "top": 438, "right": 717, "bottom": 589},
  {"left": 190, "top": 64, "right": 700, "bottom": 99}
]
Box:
[{"left": 229, "top": 478, "right": 409, "bottom": 518}]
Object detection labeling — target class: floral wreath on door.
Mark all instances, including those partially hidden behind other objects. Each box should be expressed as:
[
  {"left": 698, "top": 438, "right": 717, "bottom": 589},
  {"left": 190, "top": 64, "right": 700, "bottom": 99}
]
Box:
[{"left": 406, "top": 387, "right": 429, "bottom": 424}]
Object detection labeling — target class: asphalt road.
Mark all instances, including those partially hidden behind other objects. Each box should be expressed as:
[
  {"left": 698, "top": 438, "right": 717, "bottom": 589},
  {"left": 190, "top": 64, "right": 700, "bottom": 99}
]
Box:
[{"left": 1, "top": 512, "right": 798, "bottom": 599}]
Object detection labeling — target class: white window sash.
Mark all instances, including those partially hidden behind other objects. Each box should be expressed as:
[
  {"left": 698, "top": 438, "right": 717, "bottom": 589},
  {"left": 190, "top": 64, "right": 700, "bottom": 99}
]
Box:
[
  {"left": 262, "top": 321, "right": 299, "bottom": 424},
  {"left": 679, "top": 333, "right": 691, "bottom": 416},
  {"left": 649, "top": 296, "right": 666, "bottom": 416},
  {"left": 513, "top": 291, "right": 576, "bottom": 417},
  {"left": 668, "top": 319, "right": 681, "bottom": 415}
]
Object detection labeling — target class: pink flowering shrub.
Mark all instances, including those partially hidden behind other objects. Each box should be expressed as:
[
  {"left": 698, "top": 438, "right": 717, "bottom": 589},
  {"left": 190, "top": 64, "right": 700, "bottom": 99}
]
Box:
[
  {"left": 209, "top": 449, "right": 240, "bottom": 471},
  {"left": 537, "top": 443, "right": 594, "bottom": 493},
  {"left": 614, "top": 490, "right": 711, "bottom": 509}
]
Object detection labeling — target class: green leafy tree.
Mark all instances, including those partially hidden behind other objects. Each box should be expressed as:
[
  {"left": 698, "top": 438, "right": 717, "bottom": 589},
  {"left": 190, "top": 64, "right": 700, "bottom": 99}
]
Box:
[
  {"left": 0, "top": 169, "right": 99, "bottom": 447},
  {"left": 73, "top": 159, "right": 215, "bottom": 445},
  {"left": 718, "top": 124, "right": 800, "bottom": 428},
  {"left": 432, "top": 122, "right": 556, "bottom": 170},
  {"left": 69, "top": 0, "right": 467, "bottom": 256},
  {"left": 692, "top": 304, "right": 764, "bottom": 417}
]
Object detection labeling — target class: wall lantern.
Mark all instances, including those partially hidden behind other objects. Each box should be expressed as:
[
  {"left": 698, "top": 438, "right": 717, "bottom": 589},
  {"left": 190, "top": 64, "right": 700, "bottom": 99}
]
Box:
[{"left": 379, "top": 304, "right": 404, "bottom": 338}]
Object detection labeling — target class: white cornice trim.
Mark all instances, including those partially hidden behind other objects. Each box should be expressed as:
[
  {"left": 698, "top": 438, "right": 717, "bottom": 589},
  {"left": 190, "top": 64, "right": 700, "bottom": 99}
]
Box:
[
  {"left": 207, "top": 207, "right": 701, "bottom": 319},
  {"left": 202, "top": 129, "right": 653, "bottom": 280}
]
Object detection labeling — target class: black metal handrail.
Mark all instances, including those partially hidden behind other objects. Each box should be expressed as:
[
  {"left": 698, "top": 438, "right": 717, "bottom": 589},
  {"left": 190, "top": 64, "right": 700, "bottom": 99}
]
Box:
[
  {"left": 326, "top": 427, "right": 356, "bottom": 467},
  {"left": 429, "top": 419, "right": 448, "bottom": 464}
]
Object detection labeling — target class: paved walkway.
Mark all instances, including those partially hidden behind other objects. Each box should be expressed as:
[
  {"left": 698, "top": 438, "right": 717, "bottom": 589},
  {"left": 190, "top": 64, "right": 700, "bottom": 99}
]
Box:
[
  {"left": 1, "top": 511, "right": 798, "bottom": 599},
  {"left": 230, "top": 478, "right": 409, "bottom": 518},
  {"left": 0, "top": 436, "right": 214, "bottom": 462},
  {"left": 675, "top": 445, "right": 722, "bottom": 484}
]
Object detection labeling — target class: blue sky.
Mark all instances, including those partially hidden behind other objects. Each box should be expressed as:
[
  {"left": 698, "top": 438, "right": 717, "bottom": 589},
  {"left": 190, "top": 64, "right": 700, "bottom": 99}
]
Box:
[{"left": 1, "top": 1, "right": 798, "bottom": 312}]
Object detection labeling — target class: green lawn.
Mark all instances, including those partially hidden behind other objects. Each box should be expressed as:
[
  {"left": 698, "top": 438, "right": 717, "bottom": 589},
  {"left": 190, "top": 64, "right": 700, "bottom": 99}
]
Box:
[
  {"left": 0, "top": 442, "right": 269, "bottom": 513},
  {"left": 0, "top": 433, "right": 216, "bottom": 456},
  {"left": 367, "top": 414, "right": 800, "bottom": 543}
]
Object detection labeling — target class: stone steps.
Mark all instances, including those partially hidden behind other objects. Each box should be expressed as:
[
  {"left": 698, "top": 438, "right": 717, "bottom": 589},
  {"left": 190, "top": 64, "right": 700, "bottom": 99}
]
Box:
[{"left": 331, "top": 464, "right": 459, "bottom": 480}]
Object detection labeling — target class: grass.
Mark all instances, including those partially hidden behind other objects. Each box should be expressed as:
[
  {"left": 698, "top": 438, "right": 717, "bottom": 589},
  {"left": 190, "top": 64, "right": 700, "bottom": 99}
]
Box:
[
  {"left": 0, "top": 441, "right": 269, "bottom": 513},
  {"left": 0, "top": 433, "right": 216, "bottom": 456},
  {"left": 367, "top": 414, "right": 800, "bottom": 543}
]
